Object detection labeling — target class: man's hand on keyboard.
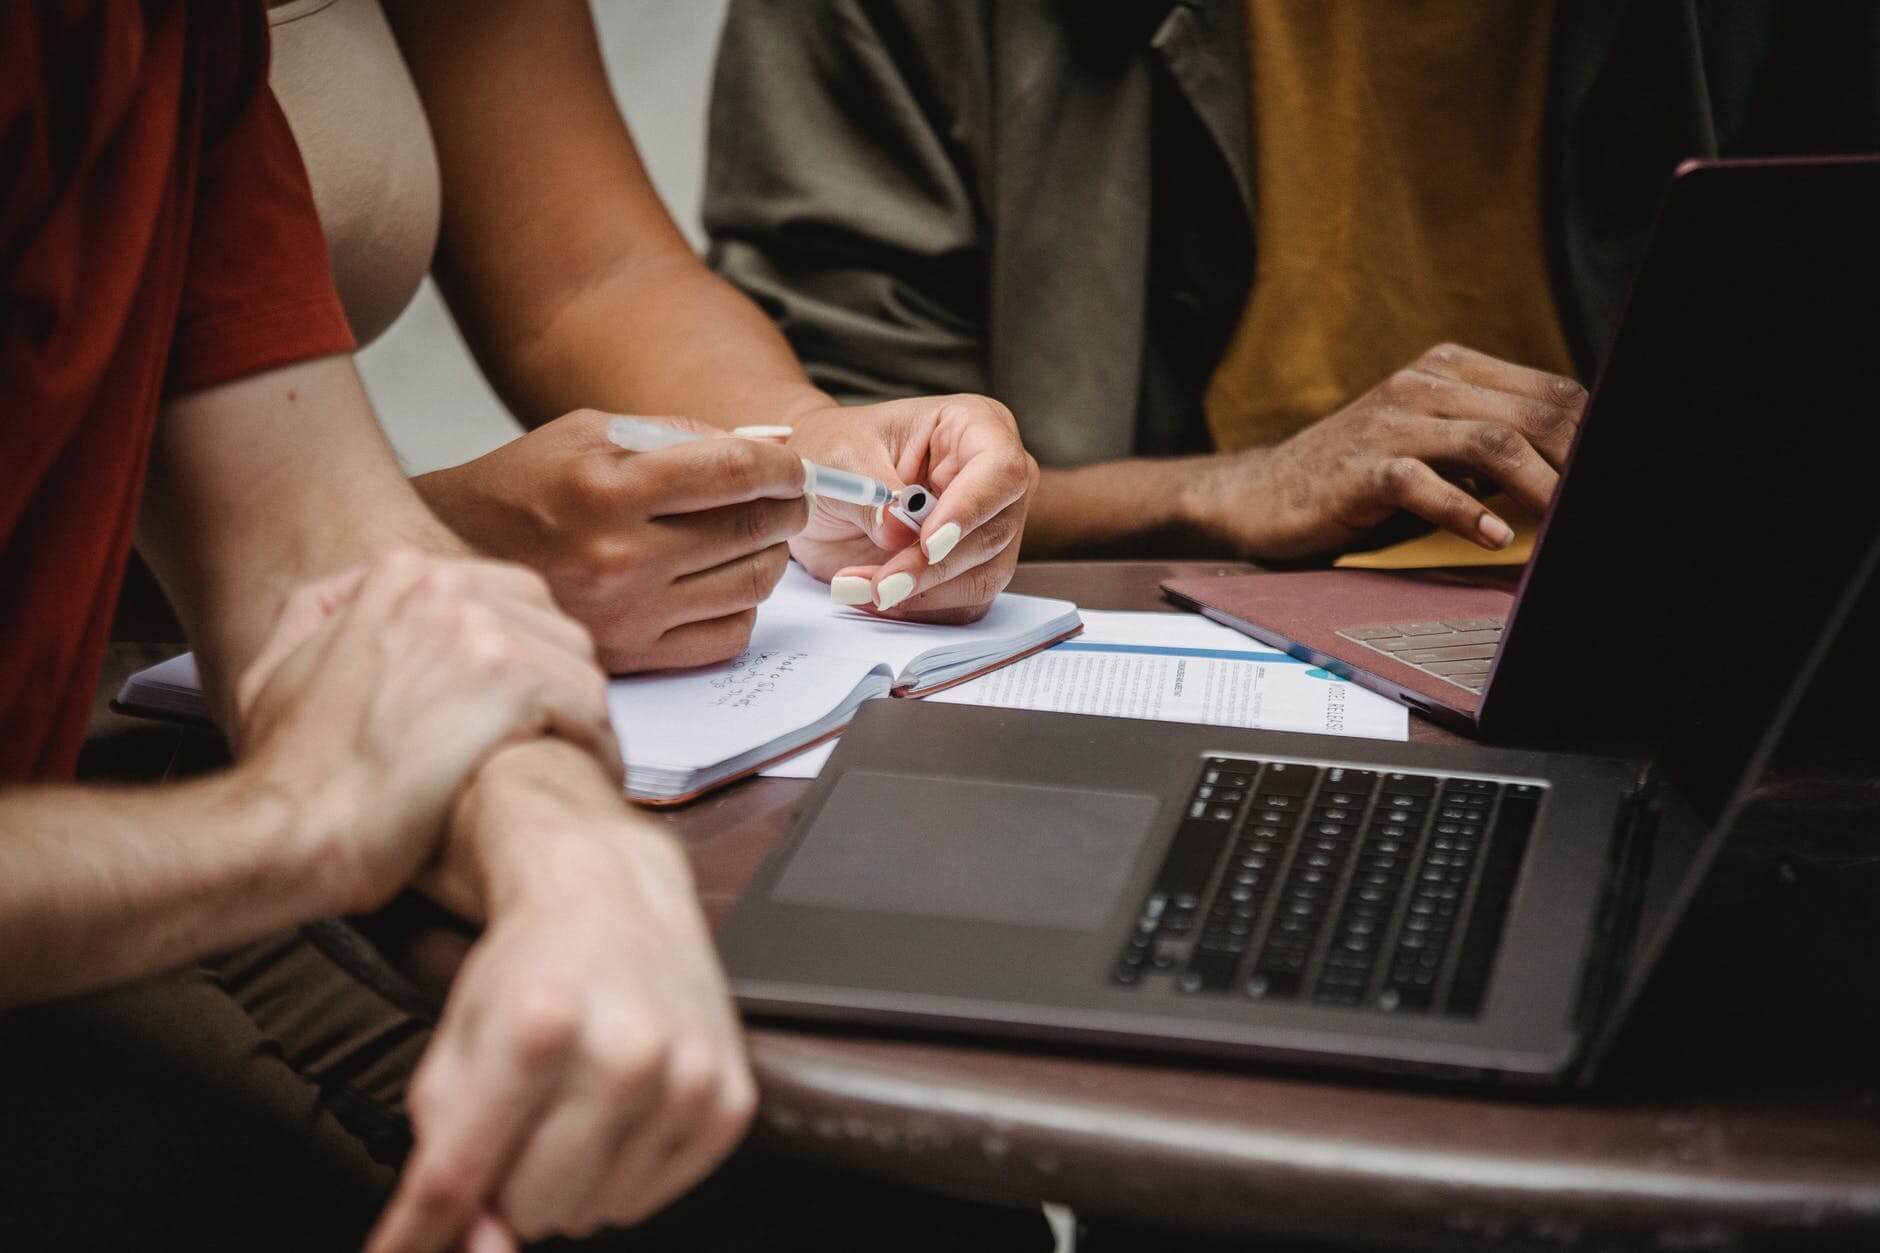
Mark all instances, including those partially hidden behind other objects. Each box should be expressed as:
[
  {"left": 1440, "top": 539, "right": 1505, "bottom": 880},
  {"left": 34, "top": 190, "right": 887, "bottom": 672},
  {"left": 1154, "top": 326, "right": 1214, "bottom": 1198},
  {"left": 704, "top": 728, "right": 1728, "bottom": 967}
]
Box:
[{"left": 1181, "top": 342, "right": 1586, "bottom": 561}]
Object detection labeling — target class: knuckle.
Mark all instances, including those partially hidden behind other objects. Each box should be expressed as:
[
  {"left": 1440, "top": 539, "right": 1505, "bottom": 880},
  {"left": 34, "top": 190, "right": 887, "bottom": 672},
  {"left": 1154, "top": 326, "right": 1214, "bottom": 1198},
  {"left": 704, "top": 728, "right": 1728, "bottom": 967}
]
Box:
[
  {"left": 712, "top": 439, "right": 765, "bottom": 497},
  {"left": 975, "top": 510, "right": 1021, "bottom": 557},
  {"left": 736, "top": 498, "right": 769, "bottom": 549},
  {"left": 593, "top": 1035, "right": 669, "bottom": 1104},
  {"left": 463, "top": 621, "right": 517, "bottom": 672},
  {"left": 1471, "top": 423, "right": 1526, "bottom": 466},
  {"left": 1526, "top": 403, "right": 1573, "bottom": 443},
  {"left": 506, "top": 988, "right": 583, "bottom": 1064},
  {"left": 663, "top": 1044, "right": 719, "bottom": 1112},
  {"left": 372, "top": 546, "right": 426, "bottom": 585},
  {"left": 1380, "top": 368, "right": 1419, "bottom": 403},
  {"left": 578, "top": 534, "right": 635, "bottom": 575},
  {"left": 718, "top": 1067, "right": 759, "bottom": 1140},
  {"left": 1378, "top": 456, "right": 1424, "bottom": 501},
  {"left": 1546, "top": 374, "right": 1588, "bottom": 408},
  {"left": 568, "top": 454, "right": 621, "bottom": 509},
  {"left": 1424, "top": 341, "right": 1464, "bottom": 365},
  {"left": 750, "top": 544, "right": 790, "bottom": 600},
  {"left": 936, "top": 395, "right": 991, "bottom": 426},
  {"left": 782, "top": 491, "right": 811, "bottom": 534},
  {"left": 410, "top": 1160, "right": 477, "bottom": 1217},
  {"left": 963, "top": 560, "right": 1009, "bottom": 607}
]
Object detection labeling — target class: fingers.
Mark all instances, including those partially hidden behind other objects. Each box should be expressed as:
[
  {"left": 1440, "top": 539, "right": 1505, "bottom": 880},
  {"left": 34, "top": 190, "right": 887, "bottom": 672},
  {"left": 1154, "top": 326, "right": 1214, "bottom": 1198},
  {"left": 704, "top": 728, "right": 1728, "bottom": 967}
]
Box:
[
  {"left": 1410, "top": 343, "right": 1587, "bottom": 433},
  {"left": 637, "top": 610, "right": 760, "bottom": 672},
  {"left": 238, "top": 564, "right": 372, "bottom": 711},
  {"left": 911, "top": 438, "right": 1033, "bottom": 563},
  {"left": 507, "top": 646, "right": 623, "bottom": 789},
  {"left": 1374, "top": 456, "right": 1516, "bottom": 550},
  {"left": 1427, "top": 419, "right": 1560, "bottom": 516},
  {"left": 610, "top": 435, "right": 811, "bottom": 515},
  {"left": 361, "top": 554, "right": 619, "bottom": 786},
  {"left": 837, "top": 402, "right": 1035, "bottom": 615},
  {"left": 666, "top": 543, "right": 792, "bottom": 624},
  {"left": 494, "top": 1030, "right": 668, "bottom": 1241},
  {"left": 1394, "top": 368, "right": 1582, "bottom": 470},
  {"left": 366, "top": 986, "right": 574, "bottom": 1253},
  {"left": 843, "top": 496, "right": 1026, "bottom": 618},
  {"left": 659, "top": 496, "right": 809, "bottom": 577},
  {"left": 609, "top": 1063, "right": 756, "bottom": 1231}
]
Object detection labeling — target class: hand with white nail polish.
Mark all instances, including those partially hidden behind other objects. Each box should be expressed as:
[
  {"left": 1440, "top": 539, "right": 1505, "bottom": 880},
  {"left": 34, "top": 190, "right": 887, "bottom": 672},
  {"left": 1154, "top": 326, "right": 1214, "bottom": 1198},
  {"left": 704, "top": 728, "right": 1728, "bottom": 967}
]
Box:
[{"left": 784, "top": 396, "right": 1039, "bottom": 624}]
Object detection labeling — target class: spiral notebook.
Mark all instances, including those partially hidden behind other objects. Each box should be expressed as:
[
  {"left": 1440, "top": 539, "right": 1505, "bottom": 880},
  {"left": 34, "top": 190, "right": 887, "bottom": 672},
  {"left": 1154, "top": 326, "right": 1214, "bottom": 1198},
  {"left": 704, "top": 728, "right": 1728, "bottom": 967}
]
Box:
[{"left": 115, "top": 564, "right": 1083, "bottom": 805}]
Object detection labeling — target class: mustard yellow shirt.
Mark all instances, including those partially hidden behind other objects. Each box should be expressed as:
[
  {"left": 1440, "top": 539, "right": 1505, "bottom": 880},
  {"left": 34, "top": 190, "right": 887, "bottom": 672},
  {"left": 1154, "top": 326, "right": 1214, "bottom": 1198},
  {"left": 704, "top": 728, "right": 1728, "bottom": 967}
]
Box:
[{"left": 1206, "top": 0, "right": 1576, "bottom": 451}]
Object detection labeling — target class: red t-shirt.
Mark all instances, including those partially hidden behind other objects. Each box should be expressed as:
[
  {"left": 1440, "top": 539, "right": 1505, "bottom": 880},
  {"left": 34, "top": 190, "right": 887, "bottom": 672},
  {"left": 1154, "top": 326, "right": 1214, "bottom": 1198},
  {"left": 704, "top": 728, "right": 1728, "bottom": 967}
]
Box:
[{"left": 0, "top": 2, "right": 355, "bottom": 780}]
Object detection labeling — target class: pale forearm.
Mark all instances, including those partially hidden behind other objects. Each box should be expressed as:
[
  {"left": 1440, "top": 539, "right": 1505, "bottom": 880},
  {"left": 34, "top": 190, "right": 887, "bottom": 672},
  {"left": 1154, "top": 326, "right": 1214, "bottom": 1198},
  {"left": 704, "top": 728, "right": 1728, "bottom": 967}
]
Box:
[
  {"left": 138, "top": 356, "right": 471, "bottom": 726},
  {"left": 0, "top": 773, "right": 335, "bottom": 1006}
]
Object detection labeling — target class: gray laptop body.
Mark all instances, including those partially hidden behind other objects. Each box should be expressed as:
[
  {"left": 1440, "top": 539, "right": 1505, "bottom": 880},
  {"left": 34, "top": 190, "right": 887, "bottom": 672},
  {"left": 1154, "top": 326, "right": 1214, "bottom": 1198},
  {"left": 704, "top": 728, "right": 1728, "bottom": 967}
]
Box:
[
  {"left": 721, "top": 517, "right": 1868, "bottom": 1085},
  {"left": 720, "top": 158, "right": 1880, "bottom": 1086}
]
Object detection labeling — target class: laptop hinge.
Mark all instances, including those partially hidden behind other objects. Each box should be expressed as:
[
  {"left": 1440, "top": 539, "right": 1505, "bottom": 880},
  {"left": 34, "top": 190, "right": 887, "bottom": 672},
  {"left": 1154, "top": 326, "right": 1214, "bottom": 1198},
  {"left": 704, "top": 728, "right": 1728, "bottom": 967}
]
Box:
[{"left": 1567, "top": 765, "right": 1660, "bottom": 1083}]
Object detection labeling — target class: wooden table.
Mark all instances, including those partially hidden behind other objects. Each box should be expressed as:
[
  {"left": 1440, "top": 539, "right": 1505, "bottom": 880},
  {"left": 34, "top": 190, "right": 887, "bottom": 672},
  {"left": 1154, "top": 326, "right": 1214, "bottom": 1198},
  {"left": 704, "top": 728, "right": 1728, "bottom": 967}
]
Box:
[
  {"left": 655, "top": 562, "right": 1880, "bottom": 1251},
  {"left": 95, "top": 561, "right": 1880, "bottom": 1250}
]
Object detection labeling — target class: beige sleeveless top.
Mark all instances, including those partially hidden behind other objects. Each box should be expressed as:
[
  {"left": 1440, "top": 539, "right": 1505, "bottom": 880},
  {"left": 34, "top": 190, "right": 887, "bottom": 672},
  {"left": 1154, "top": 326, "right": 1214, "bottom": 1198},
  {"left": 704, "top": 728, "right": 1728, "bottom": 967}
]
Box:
[{"left": 268, "top": 0, "right": 440, "bottom": 346}]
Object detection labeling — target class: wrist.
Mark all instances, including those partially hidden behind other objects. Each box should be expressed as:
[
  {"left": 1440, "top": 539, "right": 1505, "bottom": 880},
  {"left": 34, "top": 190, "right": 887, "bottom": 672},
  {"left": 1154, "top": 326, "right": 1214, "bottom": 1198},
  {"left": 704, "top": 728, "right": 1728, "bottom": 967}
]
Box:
[
  {"left": 447, "top": 739, "right": 679, "bottom": 919},
  {"left": 222, "top": 759, "right": 365, "bottom": 918},
  {"left": 766, "top": 385, "right": 840, "bottom": 428},
  {"left": 1173, "top": 448, "right": 1280, "bottom": 557}
]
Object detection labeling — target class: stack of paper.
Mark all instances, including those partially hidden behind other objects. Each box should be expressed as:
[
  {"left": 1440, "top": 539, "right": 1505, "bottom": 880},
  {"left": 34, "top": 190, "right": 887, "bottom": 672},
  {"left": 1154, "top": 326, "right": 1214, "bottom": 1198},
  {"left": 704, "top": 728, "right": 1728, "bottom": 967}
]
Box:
[{"left": 764, "top": 608, "right": 1408, "bottom": 779}]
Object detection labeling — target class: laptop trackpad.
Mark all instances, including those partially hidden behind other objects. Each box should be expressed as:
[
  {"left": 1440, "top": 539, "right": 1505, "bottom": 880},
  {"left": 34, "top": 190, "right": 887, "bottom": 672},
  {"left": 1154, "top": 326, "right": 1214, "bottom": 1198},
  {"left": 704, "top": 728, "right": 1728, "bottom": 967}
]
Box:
[{"left": 772, "top": 770, "right": 1161, "bottom": 933}]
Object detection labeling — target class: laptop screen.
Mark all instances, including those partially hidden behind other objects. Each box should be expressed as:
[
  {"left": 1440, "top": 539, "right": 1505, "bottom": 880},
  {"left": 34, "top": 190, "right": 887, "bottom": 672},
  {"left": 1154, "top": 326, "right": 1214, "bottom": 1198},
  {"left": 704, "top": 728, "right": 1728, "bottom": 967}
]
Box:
[
  {"left": 1486, "top": 158, "right": 1880, "bottom": 829},
  {"left": 1514, "top": 157, "right": 1880, "bottom": 1063}
]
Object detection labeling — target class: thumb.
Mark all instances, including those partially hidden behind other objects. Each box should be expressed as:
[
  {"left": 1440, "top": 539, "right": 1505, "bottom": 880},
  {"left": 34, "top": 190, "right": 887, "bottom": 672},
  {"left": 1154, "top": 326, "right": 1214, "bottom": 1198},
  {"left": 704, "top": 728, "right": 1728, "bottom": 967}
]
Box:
[{"left": 805, "top": 447, "right": 921, "bottom": 553}]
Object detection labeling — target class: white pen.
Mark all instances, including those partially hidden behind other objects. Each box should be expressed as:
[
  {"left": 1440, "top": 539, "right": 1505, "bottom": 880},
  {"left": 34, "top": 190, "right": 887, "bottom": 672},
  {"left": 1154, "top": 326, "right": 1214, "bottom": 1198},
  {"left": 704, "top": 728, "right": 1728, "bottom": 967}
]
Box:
[{"left": 605, "top": 415, "right": 907, "bottom": 510}]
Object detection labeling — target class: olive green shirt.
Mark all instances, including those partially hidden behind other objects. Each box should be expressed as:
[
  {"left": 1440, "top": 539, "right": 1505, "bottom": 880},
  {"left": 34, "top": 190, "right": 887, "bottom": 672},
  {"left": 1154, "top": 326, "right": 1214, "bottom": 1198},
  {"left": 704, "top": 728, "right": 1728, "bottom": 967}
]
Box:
[{"left": 707, "top": 0, "right": 1879, "bottom": 468}]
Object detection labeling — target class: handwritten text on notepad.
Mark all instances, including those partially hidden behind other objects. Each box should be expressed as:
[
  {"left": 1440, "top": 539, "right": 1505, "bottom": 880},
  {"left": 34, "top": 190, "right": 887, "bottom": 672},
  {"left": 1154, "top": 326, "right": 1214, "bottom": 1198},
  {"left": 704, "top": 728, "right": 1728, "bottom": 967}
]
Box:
[{"left": 707, "top": 651, "right": 809, "bottom": 709}]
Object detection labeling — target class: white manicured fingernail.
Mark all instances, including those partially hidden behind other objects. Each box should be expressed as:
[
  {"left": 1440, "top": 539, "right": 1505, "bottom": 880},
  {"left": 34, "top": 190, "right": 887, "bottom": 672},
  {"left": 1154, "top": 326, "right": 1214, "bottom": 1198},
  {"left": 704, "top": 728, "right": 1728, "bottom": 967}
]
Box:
[
  {"left": 830, "top": 575, "right": 872, "bottom": 605},
  {"left": 733, "top": 424, "right": 793, "bottom": 439},
  {"left": 923, "top": 521, "right": 961, "bottom": 564},
  {"left": 1478, "top": 514, "right": 1516, "bottom": 549},
  {"left": 874, "top": 572, "right": 915, "bottom": 611}
]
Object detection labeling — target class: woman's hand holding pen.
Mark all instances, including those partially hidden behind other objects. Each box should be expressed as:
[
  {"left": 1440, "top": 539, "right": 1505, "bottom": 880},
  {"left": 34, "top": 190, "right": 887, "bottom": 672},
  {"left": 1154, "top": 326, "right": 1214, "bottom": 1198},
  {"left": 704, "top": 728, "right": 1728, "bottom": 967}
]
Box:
[
  {"left": 781, "top": 395, "right": 1039, "bottom": 624},
  {"left": 413, "top": 410, "right": 809, "bottom": 674}
]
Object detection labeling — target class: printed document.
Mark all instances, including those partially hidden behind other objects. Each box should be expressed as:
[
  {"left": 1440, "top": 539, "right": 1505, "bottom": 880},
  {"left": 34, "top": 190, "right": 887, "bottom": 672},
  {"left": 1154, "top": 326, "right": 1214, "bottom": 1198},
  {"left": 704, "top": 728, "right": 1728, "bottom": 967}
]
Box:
[{"left": 765, "top": 608, "right": 1408, "bottom": 778}]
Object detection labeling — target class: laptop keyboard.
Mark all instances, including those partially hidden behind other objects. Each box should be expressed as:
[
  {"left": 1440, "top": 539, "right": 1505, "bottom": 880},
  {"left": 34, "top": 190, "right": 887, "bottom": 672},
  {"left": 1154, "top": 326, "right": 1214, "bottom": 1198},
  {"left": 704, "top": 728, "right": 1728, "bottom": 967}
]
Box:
[
  {"left": 1336, "top": 617, "right": 1506, "bottom": 692},
  {"left": 1112, "top": 757, "right": 1541, "bottom": 1016}
]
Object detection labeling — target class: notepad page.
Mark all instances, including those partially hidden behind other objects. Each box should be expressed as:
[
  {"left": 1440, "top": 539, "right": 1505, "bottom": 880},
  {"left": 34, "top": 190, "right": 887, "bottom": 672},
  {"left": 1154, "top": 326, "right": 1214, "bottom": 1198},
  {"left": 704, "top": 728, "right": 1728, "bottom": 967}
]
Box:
[
  {"left": 748, "top": 563, "right": 1077, "bottom": 684},
  {"left": 607, "top": 648, "right": 890, "bottom": 779}
]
